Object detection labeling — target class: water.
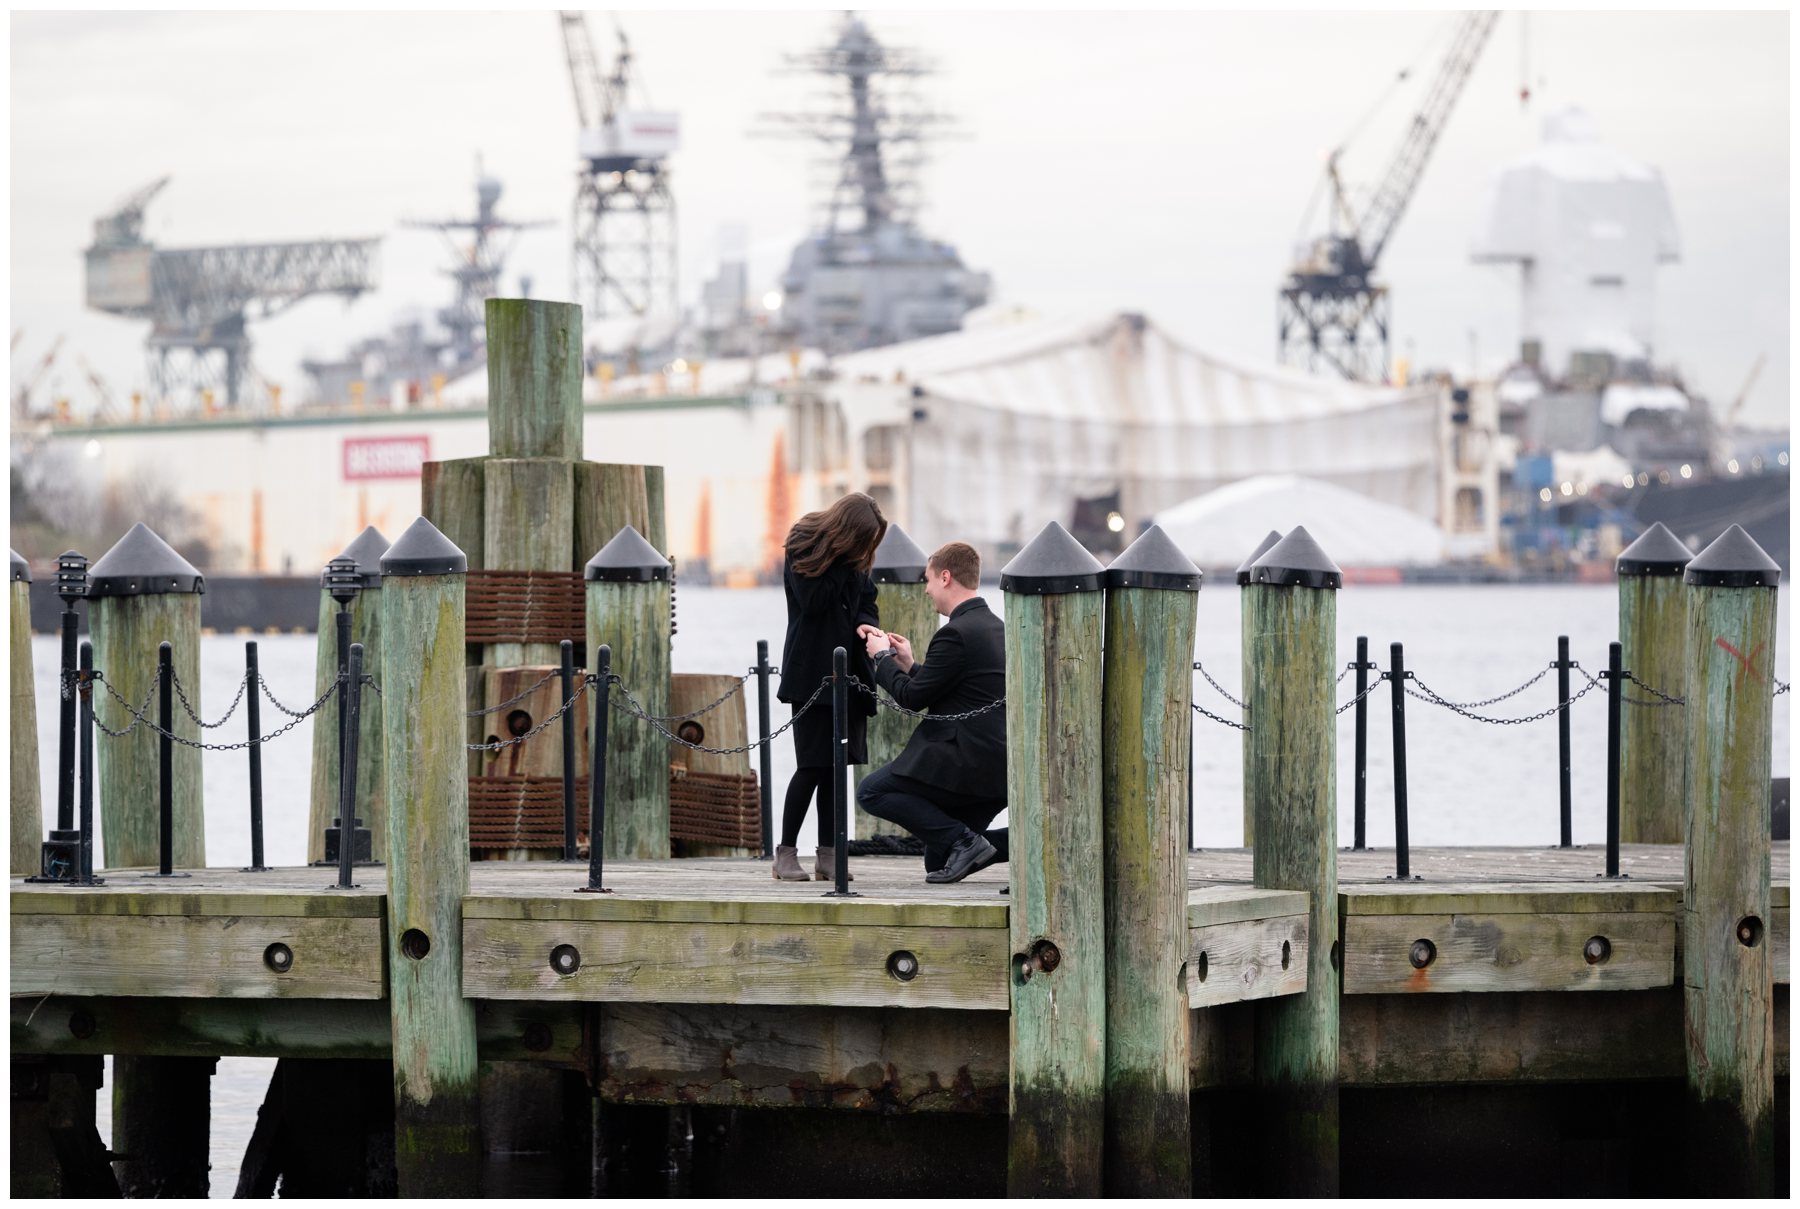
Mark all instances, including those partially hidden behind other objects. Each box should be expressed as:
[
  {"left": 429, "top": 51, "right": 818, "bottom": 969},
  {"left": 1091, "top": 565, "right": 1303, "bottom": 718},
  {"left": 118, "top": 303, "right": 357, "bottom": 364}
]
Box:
[{"left": 27, "top": 584, "right": 1791, "bottom": 1193}]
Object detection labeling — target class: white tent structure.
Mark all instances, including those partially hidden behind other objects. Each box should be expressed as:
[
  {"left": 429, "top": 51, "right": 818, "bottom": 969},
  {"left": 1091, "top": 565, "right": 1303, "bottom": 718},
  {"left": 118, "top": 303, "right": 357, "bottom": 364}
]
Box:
[
  {"left": 815, "top": 308, "right": 1444, "bottom": 556},
  {"left": 1153, "top": 475, "right": 1449, "bottom": 569}
]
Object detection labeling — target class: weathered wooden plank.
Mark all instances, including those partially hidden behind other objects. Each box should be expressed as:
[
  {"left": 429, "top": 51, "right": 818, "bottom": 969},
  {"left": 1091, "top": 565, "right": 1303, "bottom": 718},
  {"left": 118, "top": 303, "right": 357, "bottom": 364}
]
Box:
[
  {"left": 12, "top": 884, "right": 383, "bottom": 917},
  {"left": 465, "top": 918, "right": 1009, "bottom": 1009},
  {"left": 1187, "top": 886, "right": 1309, "bottom": 928},
  {"left": 420, "top": 456, "right": 487, "bottom": 572},
  {"left": 10, "top": 912, "right": 384, "bottom": 999},
  {"left": 598, "top": 1002, "right": 1008, "bottom": 1112},
  {"left": 482, "top": 458, "right": 575, "bottom": 667},
  {"left": 1188, "top": 912, "right": 1309, "bottom": 1008},
  {"left": 1620, "top": 566, "right": 1688, "bottom": 843},
  {"left": 587, "top": 576, "right": 672, "bottom": 859},
  {"left": 643, "top": 463, "right": 668, "bottom": 554},
  {"left": 484, "top": 298, "right": 583, "bottom": 461},
  {"left": 1343, "top": 910, "right": 1675, "bottom": 994},
  {"left": 1775, "top": 904, "right": 1789, "bottom": 985},
  {"left": 307, "top": 587, "right": 387, "bottom": 864},
  {"left": 1341, "top": 881, "right": 1677, "bottom": 915},
  {"left": 464, "top": 889, "right": 1003, "bottom": 928},
  {"left": 11, "top": 578, "right": 41, "bottom": 876},
  {"left": 90, "top": 592, "right": 205, "bottom": 869}
]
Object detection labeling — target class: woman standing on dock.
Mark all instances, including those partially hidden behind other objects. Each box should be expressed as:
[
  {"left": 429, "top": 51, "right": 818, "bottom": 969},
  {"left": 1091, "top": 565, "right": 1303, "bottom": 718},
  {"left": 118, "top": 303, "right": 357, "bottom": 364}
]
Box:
[{"left": 773, "top": 492, "right": 886, "bottom": 880}]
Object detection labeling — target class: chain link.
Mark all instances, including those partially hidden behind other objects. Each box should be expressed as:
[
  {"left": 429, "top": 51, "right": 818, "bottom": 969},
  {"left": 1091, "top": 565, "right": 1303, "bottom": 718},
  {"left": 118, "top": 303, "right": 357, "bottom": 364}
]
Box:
[
  {"left": 1191, "top": 700, "right": 1249, "bottom": 732},
  {"left": 466, "top": 667, "right": 564, "bottom": 717},
  {"left": 1192, "top": 662, "right": 1245, "bottom": 711},
  {"left": 467, "top": 677, "right": 595, "bottom": 751},
  {"left": 90, "top": 673, "right": 158, "bottom": 739},
  {"left": 362, "top": 675, "right": 381, "bottom": 697},
  {"left": 1777, "top": 679, "right": 1791, "bottom": 697},
  {"left": 1400, "top": 663, "right": 1553, "bottom": 711},
  {"left": 1407, "top": 669, "right": 1600, "bottom": 725},
  {"left": 610, "top": 673, "right": 829, "bottom": 755},
  {"left": 1337, "top": 662, "right": 1356, "bottom": 686},
  {"left": 1337, "top": 672, "right": 1390, "bottom": 715},
  {"left": 258, "top": 672, "right": 322, "bottom": 719},
  {"left": 94, "top": 671, "right": 340, "bottom": 748},
  {"left": 632, "top": 675, "right": 749, "bottom": 723},
  {"left": 847, "top": 674, "right": 1006, "bottom": 723},
  {"left": 1620, "top": 670, "right": 1685, "bottom": 707},
  {"left": 169, "top": 668, "right": 248, "bottom": 730}
]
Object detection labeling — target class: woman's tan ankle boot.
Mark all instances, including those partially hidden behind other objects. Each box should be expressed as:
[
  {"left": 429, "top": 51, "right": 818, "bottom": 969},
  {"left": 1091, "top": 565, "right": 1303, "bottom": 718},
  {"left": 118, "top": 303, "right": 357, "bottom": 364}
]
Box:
[
  {"left": 772, "top": 845, "right": 810, "bottom": 881},
  {"left": 814, "top": 847, "right": 853, "bottom": 881}
]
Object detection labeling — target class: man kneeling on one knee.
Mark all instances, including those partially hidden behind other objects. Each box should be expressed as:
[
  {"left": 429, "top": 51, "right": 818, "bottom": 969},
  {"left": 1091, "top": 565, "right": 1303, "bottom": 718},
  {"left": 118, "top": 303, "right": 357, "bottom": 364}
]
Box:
[{"left": 856, "top": 541, "right": 1007, "bottom": 884}]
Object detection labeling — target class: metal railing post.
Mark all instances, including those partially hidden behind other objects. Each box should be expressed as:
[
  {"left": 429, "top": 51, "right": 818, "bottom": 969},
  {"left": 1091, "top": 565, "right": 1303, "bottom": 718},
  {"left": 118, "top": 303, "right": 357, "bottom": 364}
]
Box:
[
  {"left": 156, "top": 641, "right": 176, "bottom": 877},
  {"left": 560, "top": 639, "right": 578, "bottom": 861},
  {"left": 336, "top": 643, "right": 364, "bottom": 889},
  {"left": 56, "top": 604, "right": 79, "bottom": 831},
  {"left": 77, "top": 642, "right": 100, "bottom": 885},
  {"left": 1557, "top": 635, "right": 1573, "bottom": 848},
  {"left": 1388, "top": 641, "right": 1410, "bottom": 880},
  {"left": 580, "top": 645, "right": 613, "bottom": 893},
  {"left": 244, "top": 642, "right": 268, "bottom": 872},
  {"left": 824, "top": 648, "right": 854, "bottom": 897},
  {"left": 756, "top": 639, "right": 774, "bottom": 859},
  {"left": 1353, "top": 635, "right": 1370, "bottom": 850},
  {"left": 1605, "top": 640, "right": 1623, "bottom": 878}
]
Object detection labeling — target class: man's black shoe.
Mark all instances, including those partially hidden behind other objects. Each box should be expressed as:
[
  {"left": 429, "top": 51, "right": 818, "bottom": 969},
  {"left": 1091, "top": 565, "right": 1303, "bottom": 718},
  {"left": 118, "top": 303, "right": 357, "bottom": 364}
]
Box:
[{"left": 926, "top": 831, "right": 998, "bottom": 884}]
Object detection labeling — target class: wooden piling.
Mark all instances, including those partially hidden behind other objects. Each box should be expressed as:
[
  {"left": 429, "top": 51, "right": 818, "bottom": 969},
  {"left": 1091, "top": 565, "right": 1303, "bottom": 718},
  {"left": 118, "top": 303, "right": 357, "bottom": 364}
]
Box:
[
  {"left": 86, "top": 523, "right": 206, "bottom": 869},
  {"left": 379, "top": 517, "right": 482, "bottom": 1192},
  {"left": 574, "top": 462, "right": 651, "bottom": 573},
  {"left": 112, "top": 1056, "right": 215, "bottom": 1196},
  {"left": 11, "top": 551, "right": 41, "bottom": 876},
  {"left": 586, "top": 525, "right": 672, "bottom": 860},
  {"left": 1245, "top": 525, "right": 1341, "bottom": 1196},
  {"left": 307, "top": 527, "right": 388, "bottom": 865},
  {"left": 485, "top": 298, "right": 584, "bottom": 461},
  {"left": 855, "top": 524, "right": 937, "bottom": 838},
  {"left": 1617, "top": 522, "right": 1692, "bottom": 844},
  {"left": 1679, "top": 524, "right": 1778, "bottom": 1196},
  {"left": 421, "top": 457, "right": 487, "bottom": 572},
  {"left": 484, "top": 459, "right": 574, "bottom": 665},
  {"left": 1100, "top": 526, "right": 1201, "bottom": 1195},
  {"left": 1237, "top": 529, "right": 1281, "bottom": 847},
  {"left": 1000, "top": 521, "right": 1106, "bottom": 1196}
]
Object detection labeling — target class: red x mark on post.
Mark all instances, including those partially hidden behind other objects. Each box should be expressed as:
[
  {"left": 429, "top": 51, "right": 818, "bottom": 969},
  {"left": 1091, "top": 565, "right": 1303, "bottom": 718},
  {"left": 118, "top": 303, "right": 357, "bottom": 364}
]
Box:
[{"left": 1714, "top": 636, "right": 1769, "bottom": 694}]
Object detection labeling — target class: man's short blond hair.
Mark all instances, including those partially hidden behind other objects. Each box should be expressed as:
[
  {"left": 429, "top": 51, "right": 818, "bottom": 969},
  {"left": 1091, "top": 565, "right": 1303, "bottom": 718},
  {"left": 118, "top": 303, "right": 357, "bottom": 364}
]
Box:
[{"left": 928, "top": 542, "right": 981, "bottom": 589}]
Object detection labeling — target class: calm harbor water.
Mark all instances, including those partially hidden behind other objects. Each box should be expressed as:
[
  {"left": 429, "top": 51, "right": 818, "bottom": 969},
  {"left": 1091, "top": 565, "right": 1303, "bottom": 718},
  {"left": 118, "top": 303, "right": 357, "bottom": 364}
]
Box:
[{"left": 27, "top": 583, "right": 1791, "bottom": 1193}]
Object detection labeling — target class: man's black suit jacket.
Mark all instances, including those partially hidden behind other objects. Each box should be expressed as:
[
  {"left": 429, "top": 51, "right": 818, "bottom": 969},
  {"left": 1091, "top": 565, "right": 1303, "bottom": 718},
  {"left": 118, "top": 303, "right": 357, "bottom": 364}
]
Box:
[{"left": 871, "top": 596, "right": 1006, "bottom": 801}]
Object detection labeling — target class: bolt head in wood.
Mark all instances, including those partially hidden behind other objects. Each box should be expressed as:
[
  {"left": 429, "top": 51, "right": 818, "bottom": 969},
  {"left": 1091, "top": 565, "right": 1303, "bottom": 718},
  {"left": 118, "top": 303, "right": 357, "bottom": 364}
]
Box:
[
  {"left": 1409, "top": 938, "right": 1436, "bottom": 969},
  {"left": 1583, "top": 935, "right": 1611, "bottom": 965},
  {"left": 550, "top": 943, "right": 582, "bottom": 975}
]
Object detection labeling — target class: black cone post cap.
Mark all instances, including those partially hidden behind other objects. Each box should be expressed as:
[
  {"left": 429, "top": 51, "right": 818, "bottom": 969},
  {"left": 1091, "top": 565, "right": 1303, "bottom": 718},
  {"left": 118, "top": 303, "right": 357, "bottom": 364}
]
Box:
[
  {"left": 1236, "top": 529, "right": 1284, "bottom": 586},
  {"left": 1104, "top": 524, "right": 1201, "bottom": 592},
  {"left": 86, "top": 522, "right": 206, "bottom": 597},
  {"left": 1250, "top": 525, "right": 1342, "bottom": 590},
  {"left": 1683, "top": 523, "right": 1781, "bottom": 588},
  {"left": 585, "top": 525, "right": 671, "bottom": 583},
  {"left": 379, "top": 517, "right": 467, "bottom": 576},
  {"left": 871, "top": 524, "right": 930, "bottom": 584},
  {"left": 325, "top": 525, "right": 391, "bottom": 589},
  {"left": 10, "top": 549, "right": 28, "bottom": 584},
  {"left": 1616, "top": 522, "right": 1692, "bottom": 578},
  {"left": 1000, "top": 521, "right": 1104, "bottom": 595}
]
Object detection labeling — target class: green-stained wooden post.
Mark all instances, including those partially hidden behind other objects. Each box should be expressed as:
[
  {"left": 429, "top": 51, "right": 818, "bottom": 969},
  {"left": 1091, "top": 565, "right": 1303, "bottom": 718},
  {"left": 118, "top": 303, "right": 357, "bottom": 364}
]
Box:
[
  {"left": 643, "top": 464, "right": 668, "bottom": 555},
  {"left": 306, "top": 527, "right": 388, "bottom": 865},
  {"left": 1238, "top": 530, "right": 1281, "bottom": 848},
  {"left": 574, "top": 463, "right": 652, "bottom": 573},
  {"left": 1680, "top": 524, "right": 1779, "bottom": 1196},
  {"left": 1616, "top": 522, "right": 1692, "bottom": 844},
  {"left": 1001, "top": 521, "right": 1106, "bottom": 1196},
  {"left": 379, "top": 517, "right": 481, "bottom": 1193},
  {"left": 421, "top": 457, "right": 487, "bottom": 572},
  {"left": 10, "top": 551, "right": 41, "bottom": 876},
  {"left": 1246, "top": 525, "right": 1341, "bottom": 1196},
  {"left": 86, "top": 522, "right": 205, "bottom": 869},
  {"left": 1101, "top": 526, "right": 1201, "bottom": 1195},
  {"left": 586, "top": 525, "right": 672, "bottom": 860},
  {"left": 854, "top": 524, "right": 936, "bottom": 838},
  {"left": 486, "top": 298, "right": 584, "bottom": 462}
]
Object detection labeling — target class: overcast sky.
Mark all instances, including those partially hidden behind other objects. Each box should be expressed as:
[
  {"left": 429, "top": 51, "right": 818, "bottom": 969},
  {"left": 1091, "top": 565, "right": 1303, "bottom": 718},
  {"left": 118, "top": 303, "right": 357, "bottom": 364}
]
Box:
[{"left": 9, "top": 8, "right": 1790, "bottom": 426}]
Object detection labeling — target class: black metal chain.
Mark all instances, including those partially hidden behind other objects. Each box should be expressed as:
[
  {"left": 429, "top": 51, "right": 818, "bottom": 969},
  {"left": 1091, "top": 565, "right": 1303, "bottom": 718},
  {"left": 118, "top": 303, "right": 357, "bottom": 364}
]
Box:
[
  {"left": 168, "top": 668, "right": 249, "bottom": 730},
  {"left": 847, "top": 675, "right": 1006, "bottom": 723},
  {"left": 1408, "top": 668, "right": 1600, "bottom": 725},
  {"left": 630, "top": 675, "right": 750, "bottom": 724},
  {"left": 1403, "top": 663, "right": 1553, "bottom": 711},
  {"left": 610, "top": 673, "right": 829, "bottom": 755},
  {"left": 467, "top": 677, "right": 594, "bottom": 751},
  {"left": 1192, "top": 662, "right": 1245, "bottom": 710},
  {"left": 1337, "top": 672, "right": 1390, "bottom": 715},
  {"left": 466, "top": 667, "right": 564, "bottom": 717},
  {"left": 1777, "top": 680, "right": 1791, "bottom": 697},
  {"left": 258, "top": 672, "right": 326, "bottom": 719},
  {"left": 1191, "top": 700, "right": 1249, "bottom": 732},
  {"left": 1337, "top": 662, "right": 1356, "bottom": 686},
  {"left": 88, "top": 673, "right": 158, "bottom": 738},
  {"left": 94, "top": 671, "right": 339, "bottom": 748},
  {"left": 1620, "top": 670, "right": 1684, "bottom": 707},
  {"left": 362, "top": 675, "right": 381, "bottom": 697}
]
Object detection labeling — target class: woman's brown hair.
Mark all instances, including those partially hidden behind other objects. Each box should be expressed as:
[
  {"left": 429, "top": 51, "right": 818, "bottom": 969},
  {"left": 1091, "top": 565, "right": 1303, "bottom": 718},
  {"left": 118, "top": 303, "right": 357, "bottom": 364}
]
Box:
[{"left": 785, "top": 492, "right": 888, "bottom": 577}]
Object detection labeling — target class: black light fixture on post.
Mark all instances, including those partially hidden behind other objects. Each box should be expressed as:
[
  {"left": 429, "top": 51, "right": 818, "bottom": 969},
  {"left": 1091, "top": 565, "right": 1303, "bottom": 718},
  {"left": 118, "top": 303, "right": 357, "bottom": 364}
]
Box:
[{"left": 32, "top": 552, "right": 88, "bottom": 882}]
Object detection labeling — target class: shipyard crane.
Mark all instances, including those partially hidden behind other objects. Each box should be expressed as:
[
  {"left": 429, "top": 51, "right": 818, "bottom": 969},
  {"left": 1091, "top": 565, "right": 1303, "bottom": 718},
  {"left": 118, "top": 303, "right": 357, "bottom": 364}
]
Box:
[
  {"left": 84, "top": 177, "right": 378, "bottom": 412},
  {"left": 560, "top": 11, "right": 679, "bottom": 350},
  {"left": 12, "top": 334, "right": 64, "bottom": 419},
  {"left": 1278, "top": 12, "right": 1499, "bottom": 382}
]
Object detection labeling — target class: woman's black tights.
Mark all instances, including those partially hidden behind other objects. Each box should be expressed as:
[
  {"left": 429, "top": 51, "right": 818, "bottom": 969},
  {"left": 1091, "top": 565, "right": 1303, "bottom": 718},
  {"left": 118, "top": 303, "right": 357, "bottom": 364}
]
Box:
[{"left": 780, "top": 767, "right": 833, "bottom": 848}]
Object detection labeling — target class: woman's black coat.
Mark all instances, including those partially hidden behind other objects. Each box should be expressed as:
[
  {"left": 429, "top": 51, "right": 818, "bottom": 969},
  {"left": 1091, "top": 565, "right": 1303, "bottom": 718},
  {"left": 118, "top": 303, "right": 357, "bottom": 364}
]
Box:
[{"left": 777, "top": 557, "right": 879, "bottom": 718}]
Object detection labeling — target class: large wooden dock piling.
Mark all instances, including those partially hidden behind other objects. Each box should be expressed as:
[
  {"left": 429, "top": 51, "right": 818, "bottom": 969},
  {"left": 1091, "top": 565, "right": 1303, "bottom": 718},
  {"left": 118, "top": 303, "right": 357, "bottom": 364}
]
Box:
[
  {"left": 1618, "top": 521, "right": 1692, "bottom": 844},
  {"left": 586, "top": 525, "right": 672, "bottom": 859},
  {"left": 11, "top": 550, "right": 40, "bottom": 876},
  {"left": 307, "top": 526, "right": 388, "bottom": 864},
  {"left": 1000, "top": 522, "right": 1107, "bottom": 1196},
  {"left": 1680, "top": 523, "right": 1779, "bottom": 1195},
  {"left": 856, "top": 523, "right": 936, "bottom": 839},
  {"left": 1100, "top": 525, "right": 1200, "bottom": 1194},
  {"left": 1246, "top": 525, "right": 1342, "bottom": 1195},
  {"left": 1237, "top": 529, "right": 1281, "bottom": 847},
  {"left": 379, "top": 517, "right": 482, "bottom": 1193}
]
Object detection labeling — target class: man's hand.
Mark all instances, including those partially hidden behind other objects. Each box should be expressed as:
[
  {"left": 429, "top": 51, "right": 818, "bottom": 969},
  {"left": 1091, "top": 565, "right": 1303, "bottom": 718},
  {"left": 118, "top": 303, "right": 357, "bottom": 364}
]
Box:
[
  {"left": 863, "top": 628, "right": 893, "bottom": 660},
  {"left": 887, "top": 632, "right": 914, "bottom": 673}
]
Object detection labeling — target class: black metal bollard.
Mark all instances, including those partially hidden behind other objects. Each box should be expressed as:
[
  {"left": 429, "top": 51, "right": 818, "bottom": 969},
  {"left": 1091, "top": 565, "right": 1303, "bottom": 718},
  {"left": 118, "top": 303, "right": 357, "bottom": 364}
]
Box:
[
  {"left": 1604, "top": 640, "right": 1623, "bottom": 878},
  {"left": 824, "top": 648, "right": 855, "bottom": 897},
  {"left": 1557, "top": 636, "right": 1573, "bottom": 849},
  {"left": 1388, "top": 641, "right": 1411, "bottom": 880},
  {"left": 155, "top": 641, "right": 180, "bottom": 877},
  {"left": 1186, "top": 714, "right": 1196, "bottom": 853},
  {"left": 580, "top": 645, "right": 613, "bottom": 893},
  {"left": 560, "top": 639, "right": 578, "bottom": 861},
  {"left": 77, "top": 642, "right": 101, "bottom": 885},
  {"left": 55, "top": 590, "right": 79, "bottom": 831},
  {"left": 336, "top": 643, "right": 365, "bottom": 890},
  {"left": 756, "top": 639, "right": 774, "bottom": 860},
  {"left": 243, "top": 642, "right": 268, "bottom": 872},
  {"left": 1353, "top": 635, "right": 1370, "bottom": 850}
]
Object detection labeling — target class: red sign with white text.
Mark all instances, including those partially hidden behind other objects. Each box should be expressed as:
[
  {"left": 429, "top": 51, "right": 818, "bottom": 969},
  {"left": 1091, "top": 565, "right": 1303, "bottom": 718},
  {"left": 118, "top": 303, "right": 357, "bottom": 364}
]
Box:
[{"left": 343, "top": 436, "right": 430, "bottom": 481}]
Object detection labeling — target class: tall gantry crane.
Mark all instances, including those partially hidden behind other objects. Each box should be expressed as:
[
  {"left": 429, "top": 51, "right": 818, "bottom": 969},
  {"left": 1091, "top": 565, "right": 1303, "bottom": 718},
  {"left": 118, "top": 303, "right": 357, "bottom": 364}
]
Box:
[
  {"left": 560, "top": 12, "right": 679, "bottom": 354},
  {"left": 1278, "top": 12, "right": 1498, "bottom": 382},
  {"left": 84, "top": 177, "right": 378, "bottom": 411}
]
